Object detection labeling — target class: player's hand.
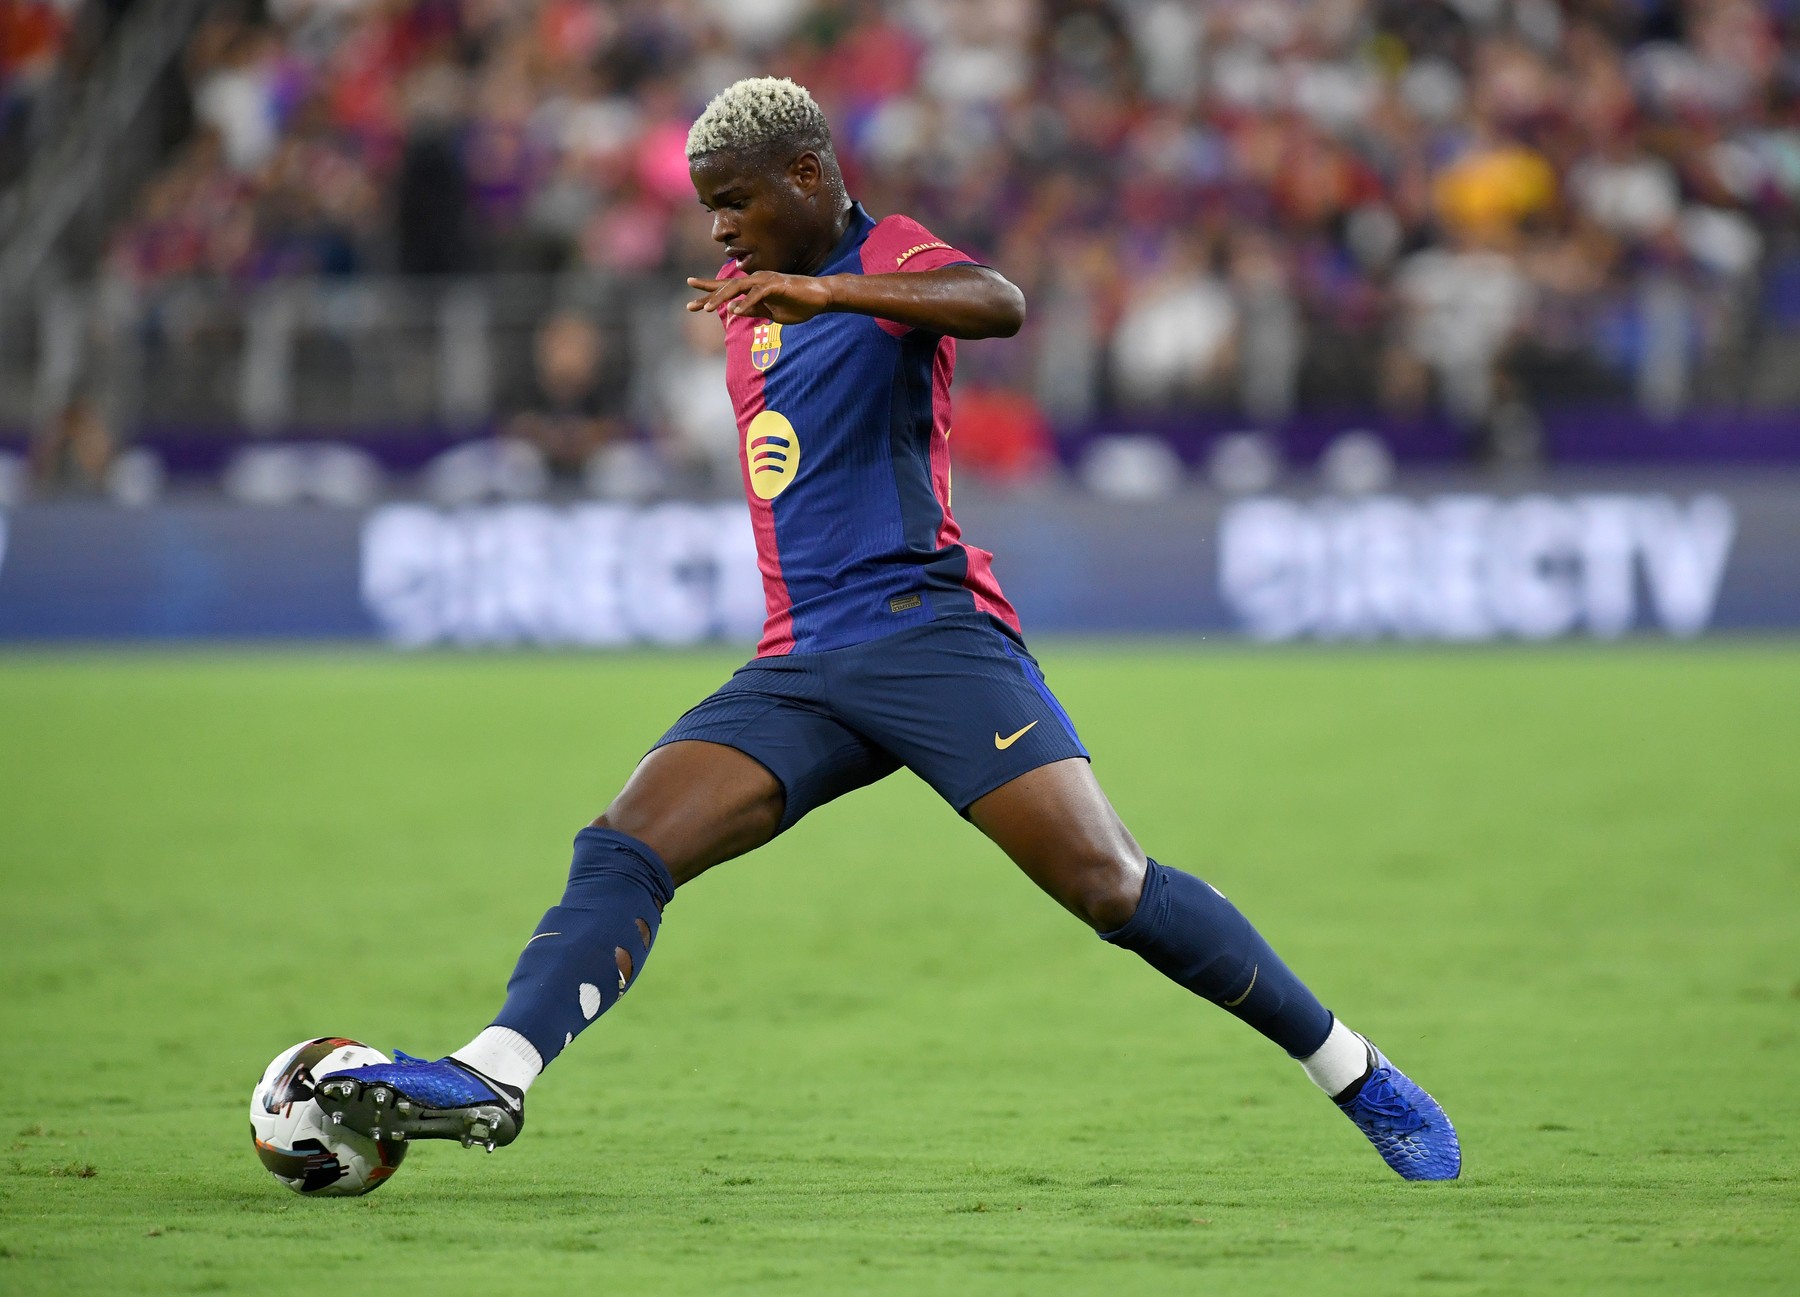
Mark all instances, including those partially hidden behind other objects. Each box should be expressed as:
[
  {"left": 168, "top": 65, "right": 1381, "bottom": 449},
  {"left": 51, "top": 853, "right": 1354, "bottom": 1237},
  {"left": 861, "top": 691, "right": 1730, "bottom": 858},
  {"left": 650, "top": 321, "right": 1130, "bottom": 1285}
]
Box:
[{"left": 686, "top": 273, "right": 833, "bottom": 325}]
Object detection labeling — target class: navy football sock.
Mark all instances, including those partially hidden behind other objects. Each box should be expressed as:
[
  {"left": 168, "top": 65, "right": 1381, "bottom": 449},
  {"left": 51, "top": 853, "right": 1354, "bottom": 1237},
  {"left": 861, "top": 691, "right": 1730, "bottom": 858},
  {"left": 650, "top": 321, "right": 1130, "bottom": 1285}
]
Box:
[
  {"left": 492, "top": 827, "right": 675, "bottom": 1069},
  {"left": 1100, "top": 860, "right": 1333, "bottom": 1058}
]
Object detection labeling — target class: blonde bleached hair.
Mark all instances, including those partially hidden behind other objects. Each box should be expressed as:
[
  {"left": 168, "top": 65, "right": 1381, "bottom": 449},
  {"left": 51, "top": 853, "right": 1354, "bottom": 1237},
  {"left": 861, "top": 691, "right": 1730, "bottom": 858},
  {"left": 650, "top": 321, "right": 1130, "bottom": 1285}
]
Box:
[{"left": 685, "top": 77, "right": 833, "bottom": 162}]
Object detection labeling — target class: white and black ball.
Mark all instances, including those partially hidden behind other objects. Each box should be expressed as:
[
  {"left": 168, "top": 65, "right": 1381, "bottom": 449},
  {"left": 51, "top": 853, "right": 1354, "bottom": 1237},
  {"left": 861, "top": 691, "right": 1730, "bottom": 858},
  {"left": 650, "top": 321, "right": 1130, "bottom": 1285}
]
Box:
[{"left": 249, "top": 1037, "right": 408, "bottom": 1196}]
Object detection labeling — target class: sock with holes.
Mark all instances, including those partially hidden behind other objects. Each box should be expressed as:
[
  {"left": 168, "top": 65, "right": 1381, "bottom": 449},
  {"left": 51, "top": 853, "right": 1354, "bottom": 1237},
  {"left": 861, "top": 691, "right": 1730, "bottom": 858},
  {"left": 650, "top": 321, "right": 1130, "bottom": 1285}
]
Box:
[
  {"left": 490, "top": 827, "right": 674, "bottom": 1070},
  {"left": 1099, "top": 860, "right": 1333, "bottom": 1058}
]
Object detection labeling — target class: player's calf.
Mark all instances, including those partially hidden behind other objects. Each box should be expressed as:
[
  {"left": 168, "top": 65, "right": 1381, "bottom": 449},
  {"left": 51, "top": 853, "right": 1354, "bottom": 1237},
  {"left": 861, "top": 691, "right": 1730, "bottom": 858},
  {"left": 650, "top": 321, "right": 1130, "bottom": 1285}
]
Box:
[
  {"left": 1100, "top": 860, "right": 1334, "bottom": 1056},
  {"left": 319, "top": 827, "right": 675, "bottom": 1150},
  {"left": 487, "top": 826, "right": 674, "bottom": 1070},
  {"left": 1100, "top": 861, "right": 1461, "bottom": 1180}
]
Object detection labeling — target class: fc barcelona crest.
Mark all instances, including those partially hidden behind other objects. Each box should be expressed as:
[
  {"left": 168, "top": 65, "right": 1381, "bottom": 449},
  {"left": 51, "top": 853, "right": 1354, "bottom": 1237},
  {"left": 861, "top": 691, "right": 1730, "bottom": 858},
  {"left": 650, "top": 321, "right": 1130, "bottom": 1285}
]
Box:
[{"left": 750, "top": 321, "right": 783, "bottom": 372}]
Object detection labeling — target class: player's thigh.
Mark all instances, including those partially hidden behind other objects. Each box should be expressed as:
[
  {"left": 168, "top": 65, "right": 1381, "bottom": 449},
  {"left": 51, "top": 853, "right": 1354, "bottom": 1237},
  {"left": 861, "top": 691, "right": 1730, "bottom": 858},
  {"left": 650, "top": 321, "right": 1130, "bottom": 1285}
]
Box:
[
  {"left": 594, "top": 740, "right": 784, "bottom": 887},
  {"left": 615, "top": 667, "right": 900, "bottom": 885},
  {"left": 966, "top": 757, "right": 1148, "bottom": 933}
]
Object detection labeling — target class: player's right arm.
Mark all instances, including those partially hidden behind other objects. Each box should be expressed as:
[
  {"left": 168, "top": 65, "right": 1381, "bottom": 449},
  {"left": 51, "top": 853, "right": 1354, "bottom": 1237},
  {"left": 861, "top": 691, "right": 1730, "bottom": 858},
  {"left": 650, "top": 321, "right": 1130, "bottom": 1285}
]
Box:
[{"left": 685, "top": 265, "right": 1026, "bottom": 339}]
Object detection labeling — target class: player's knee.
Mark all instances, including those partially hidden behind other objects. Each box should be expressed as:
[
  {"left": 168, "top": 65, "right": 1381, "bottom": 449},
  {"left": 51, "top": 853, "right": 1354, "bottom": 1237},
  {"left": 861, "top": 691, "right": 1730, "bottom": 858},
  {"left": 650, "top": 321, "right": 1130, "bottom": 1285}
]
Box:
[
  {"left": 1057, "top": 847, "right": 1147, "bottom": 932},
  {"left": 617, "top": 786, "right": 783, "bottom": 846},
  {"left": 587, "top": 787, "right": 782, "bottom": 888}
]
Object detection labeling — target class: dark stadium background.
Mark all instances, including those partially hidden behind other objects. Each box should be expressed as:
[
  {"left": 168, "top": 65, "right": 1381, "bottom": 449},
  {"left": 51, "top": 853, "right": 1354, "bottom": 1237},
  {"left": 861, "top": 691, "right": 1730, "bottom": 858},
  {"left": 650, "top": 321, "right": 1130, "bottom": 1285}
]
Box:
[{"left": 2, "top": 0, "right": 1798, "bottom": 641}]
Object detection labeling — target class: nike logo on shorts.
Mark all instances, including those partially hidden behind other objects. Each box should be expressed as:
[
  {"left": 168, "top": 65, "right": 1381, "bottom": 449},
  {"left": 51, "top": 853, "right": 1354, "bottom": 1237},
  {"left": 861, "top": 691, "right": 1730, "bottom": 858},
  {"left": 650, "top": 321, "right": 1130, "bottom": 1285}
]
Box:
[{"left": 994, "top": 721, "right": 1038, "bottom": 750}]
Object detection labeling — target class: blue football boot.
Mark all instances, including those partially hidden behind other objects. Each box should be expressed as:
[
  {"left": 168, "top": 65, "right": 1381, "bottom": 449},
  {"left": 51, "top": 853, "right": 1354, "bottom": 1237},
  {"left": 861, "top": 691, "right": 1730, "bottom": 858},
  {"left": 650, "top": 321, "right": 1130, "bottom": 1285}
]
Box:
[
  {"left": 1337, "top": 1043, "right": 1461, "bottom": 1181},
  {"left": 315, "top": 1052, "right": 524, "bottom": 1152}
]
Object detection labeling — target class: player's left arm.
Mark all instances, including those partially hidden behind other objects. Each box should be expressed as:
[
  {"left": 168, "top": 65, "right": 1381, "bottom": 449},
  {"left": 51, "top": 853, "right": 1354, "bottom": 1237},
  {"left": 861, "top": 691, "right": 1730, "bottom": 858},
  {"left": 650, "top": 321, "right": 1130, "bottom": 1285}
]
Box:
[{"left": 685, "top": 265, "right": 1026, "bottom": 339}]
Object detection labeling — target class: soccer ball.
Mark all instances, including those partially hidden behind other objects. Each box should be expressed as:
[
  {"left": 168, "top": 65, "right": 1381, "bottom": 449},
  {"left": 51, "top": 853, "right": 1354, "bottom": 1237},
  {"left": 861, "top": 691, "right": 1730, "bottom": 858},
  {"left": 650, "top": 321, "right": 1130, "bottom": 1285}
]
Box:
[{"left": 249, "top": 1037, "right": 408, "bottom": 1196}]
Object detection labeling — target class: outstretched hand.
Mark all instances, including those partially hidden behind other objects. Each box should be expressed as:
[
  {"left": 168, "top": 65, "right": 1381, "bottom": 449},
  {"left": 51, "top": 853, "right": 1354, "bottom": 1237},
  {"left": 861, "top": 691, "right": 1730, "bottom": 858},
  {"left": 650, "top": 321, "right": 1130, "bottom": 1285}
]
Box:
[{"left": 687, "top": 273, "right": 834, "bottom": 325}]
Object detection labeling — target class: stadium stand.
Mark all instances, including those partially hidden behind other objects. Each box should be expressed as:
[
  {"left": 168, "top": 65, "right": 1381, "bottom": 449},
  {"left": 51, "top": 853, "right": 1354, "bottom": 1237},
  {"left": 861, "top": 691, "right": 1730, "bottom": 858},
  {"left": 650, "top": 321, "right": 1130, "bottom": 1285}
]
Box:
[{"left": 3, "top": 0, "right": 1799, "bottom": 490}]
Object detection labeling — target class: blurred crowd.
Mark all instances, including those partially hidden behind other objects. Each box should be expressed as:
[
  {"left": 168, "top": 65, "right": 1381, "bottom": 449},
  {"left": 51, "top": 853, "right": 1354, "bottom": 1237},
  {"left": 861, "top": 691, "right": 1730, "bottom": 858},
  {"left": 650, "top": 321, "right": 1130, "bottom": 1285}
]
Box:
[{"left": 19, "top": 0, "right": 1800, "bottom": 489}]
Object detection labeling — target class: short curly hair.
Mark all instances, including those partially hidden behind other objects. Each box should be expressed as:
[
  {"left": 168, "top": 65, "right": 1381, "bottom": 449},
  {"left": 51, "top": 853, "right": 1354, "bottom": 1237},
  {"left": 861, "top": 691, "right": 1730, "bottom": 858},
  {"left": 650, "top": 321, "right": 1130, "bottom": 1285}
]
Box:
[{"left": 685, "top": 77, "right": 833, "bottom": 162}]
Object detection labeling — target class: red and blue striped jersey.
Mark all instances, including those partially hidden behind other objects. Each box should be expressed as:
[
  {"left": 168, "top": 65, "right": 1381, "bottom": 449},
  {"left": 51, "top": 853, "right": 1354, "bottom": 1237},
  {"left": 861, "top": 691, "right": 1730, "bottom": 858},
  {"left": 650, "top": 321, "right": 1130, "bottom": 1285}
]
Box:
[{"left": 720, "top": 203, "right": 1020, "bottom": 656}]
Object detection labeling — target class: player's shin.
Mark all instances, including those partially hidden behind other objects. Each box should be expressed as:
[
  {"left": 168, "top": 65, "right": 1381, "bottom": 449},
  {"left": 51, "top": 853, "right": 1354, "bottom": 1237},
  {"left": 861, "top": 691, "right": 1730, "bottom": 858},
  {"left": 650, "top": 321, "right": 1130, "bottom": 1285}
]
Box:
[
  {"left": 470, "top": 827, "right": 675, "bottom": 1082},
  {"left": 1098, "top": 860, "right": 1333, "bottom": 1059}
]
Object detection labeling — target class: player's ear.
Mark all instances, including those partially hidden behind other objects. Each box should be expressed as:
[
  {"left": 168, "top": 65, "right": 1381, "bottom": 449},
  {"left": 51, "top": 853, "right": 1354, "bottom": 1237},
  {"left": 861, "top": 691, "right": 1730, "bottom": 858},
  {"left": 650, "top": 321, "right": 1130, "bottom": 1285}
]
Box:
[{"left": 788, "top": 150, "right": 822, "bottom": 197}]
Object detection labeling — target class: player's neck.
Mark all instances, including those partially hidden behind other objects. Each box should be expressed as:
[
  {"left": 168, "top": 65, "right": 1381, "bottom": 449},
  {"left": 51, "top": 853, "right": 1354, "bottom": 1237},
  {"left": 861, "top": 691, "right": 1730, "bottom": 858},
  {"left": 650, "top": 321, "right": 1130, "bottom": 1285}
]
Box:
[{"left": 793, "top": 197, "right": 855, "bottom": 277}]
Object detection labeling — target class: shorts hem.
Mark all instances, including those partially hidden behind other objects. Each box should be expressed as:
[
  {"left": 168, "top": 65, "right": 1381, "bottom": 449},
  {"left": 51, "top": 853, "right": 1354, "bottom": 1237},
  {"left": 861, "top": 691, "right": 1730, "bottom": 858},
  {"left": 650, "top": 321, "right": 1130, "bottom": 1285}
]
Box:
[{"left": 951, "top": 750, "right": 1092, "bottom": 818}]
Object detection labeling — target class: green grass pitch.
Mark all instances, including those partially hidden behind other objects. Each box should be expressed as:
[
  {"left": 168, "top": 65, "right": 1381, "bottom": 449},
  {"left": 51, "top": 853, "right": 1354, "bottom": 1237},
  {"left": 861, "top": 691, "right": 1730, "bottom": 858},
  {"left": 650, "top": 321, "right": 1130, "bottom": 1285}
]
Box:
[{"left": 2, "top": 644, "right": 1797, "bottom": 1295}]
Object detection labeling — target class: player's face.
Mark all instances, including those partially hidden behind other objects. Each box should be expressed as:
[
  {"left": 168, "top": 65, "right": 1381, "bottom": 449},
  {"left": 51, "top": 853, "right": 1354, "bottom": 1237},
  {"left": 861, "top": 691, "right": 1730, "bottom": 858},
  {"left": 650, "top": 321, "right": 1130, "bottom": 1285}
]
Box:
[{"left": 691, "top": 152, "right": 826, "bottom": 276}]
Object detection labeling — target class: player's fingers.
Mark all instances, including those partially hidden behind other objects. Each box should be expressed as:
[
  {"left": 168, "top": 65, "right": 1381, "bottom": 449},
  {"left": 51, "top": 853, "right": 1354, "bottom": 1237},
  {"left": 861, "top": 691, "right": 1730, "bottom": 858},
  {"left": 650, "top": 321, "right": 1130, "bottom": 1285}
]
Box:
[
  {"left": 686, "top": 277, "right": 718, "bottom": 310},
  {"left": 728, "top": 284, "right": 776, "bottom": 317},
  {"left": 688, "top": 284, "right": 742, "bottom": 314},
  {"left": 704, "top": 279, "right": 754, "bottom": 313}
]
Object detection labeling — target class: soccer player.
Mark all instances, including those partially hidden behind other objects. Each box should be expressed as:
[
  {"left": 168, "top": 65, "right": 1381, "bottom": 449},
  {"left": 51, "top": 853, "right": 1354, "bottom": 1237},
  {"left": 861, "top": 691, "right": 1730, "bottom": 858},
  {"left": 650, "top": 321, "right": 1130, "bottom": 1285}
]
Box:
[{"left": 318, "top": 79, "right": 1460, "bottom": 1181}]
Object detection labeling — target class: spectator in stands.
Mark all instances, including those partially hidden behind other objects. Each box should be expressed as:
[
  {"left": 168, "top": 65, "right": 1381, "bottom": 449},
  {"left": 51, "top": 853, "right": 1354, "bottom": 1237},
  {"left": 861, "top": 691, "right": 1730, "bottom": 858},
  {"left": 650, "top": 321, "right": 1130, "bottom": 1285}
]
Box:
[
  {"left": 0, "top": 0, "right": 72, "bottom": 181},
  {"left": 1109, "top": 238, "right": 1239, "bottom": 410},
  {"left": 503, "top": 308, "right": 630, "bottom": 480},
  {"left": 950, "top": 387, "right": 1057, "bottom": 485},
  {"left": 396, "top": 58, "right": 474, "bottom": 275},
  {"left": 650, "top": 300, "right": 737, "bottom": 493},
  {"left": 30, "top": 396, "right": 115, "bottom": 494}
]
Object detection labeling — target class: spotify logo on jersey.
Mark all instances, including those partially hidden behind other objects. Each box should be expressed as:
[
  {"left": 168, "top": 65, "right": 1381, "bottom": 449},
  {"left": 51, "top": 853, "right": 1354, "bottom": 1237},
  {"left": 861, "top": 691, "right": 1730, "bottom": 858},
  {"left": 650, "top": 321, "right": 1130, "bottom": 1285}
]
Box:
[{"left": 746, "top": 411, "right": 800, "bottom": 501}]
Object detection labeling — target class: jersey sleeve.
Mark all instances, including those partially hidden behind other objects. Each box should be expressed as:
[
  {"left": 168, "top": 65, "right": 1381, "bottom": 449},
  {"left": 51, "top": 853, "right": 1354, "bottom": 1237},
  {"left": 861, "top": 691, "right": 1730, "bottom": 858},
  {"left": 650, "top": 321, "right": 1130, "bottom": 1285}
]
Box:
[
  {"left": 859, "top": 214, "right": 982, "bottom": 336},
  {"left": 860, "top": 214, "right": 979, "bottom": 276}
]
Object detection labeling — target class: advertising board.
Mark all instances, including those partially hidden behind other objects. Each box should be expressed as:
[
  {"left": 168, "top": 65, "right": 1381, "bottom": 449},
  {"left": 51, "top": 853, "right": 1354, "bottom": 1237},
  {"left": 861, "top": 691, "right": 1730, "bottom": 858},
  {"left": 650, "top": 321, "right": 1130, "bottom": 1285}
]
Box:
[
  {"left": 1, "top": 476, "right": 1795, "bottom": 642},
  {"left": 1217, "top": 494, "right": 1734, "bottom": 641}
]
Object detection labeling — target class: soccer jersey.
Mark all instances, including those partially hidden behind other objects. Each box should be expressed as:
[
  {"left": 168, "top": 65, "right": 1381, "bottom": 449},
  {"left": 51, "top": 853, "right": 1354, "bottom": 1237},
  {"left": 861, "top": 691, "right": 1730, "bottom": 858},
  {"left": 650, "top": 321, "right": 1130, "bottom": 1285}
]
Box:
[{"left": 717, "top": 202, "right": 1019, "bottom": 656}]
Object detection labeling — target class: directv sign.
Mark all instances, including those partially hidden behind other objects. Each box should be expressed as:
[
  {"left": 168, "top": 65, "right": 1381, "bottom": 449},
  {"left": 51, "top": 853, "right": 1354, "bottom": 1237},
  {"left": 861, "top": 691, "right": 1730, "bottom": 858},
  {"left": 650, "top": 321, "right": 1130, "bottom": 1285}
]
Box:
[
  {"left": 361, "top": 503, "right": 764, "bottom": 647},
  {"left": 1218, "top": 494, "right": 1736, "bottom": 642},
  {"left": 0, "top": 478, "right": 1793, "bottom": 641}
]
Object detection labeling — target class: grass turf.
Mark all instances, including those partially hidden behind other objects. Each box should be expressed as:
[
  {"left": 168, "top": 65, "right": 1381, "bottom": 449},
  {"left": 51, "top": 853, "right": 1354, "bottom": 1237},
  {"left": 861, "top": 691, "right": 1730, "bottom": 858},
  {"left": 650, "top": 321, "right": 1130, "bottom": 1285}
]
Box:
[{"left": 1, "top": 644, "right": 1796, "bottom": 1295}]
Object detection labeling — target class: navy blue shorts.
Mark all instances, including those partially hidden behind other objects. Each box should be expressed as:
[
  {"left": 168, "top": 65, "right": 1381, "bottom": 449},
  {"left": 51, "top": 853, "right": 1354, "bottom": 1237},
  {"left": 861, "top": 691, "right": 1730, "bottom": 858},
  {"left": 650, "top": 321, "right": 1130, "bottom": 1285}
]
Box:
[{"left": 654, "top": 613, "right": 1089, "bottom": 832}]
